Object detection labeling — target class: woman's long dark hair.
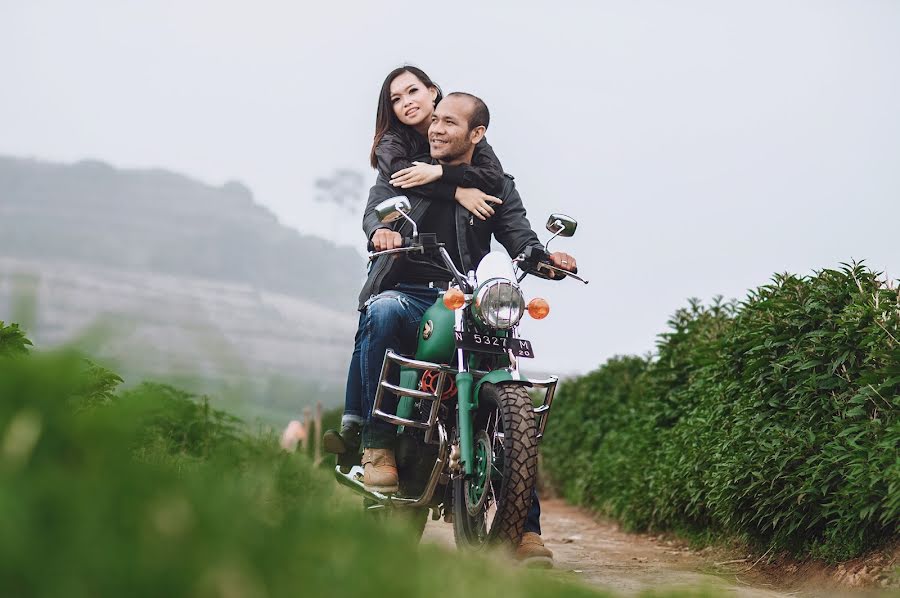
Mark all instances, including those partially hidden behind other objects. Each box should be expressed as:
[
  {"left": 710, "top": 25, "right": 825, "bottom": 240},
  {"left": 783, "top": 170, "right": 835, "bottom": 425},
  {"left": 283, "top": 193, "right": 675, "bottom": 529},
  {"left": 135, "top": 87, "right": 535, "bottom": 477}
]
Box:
[{"left": 369, "top": 66, "right": 443, "bottom": 169}]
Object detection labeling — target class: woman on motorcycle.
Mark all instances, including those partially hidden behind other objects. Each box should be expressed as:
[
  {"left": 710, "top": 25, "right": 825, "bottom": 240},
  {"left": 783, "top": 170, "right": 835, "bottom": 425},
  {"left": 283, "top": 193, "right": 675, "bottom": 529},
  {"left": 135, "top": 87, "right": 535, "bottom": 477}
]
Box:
[
  {"left": 372, "top": 65, "right": 507, "bottom": 221},
  {"left": 324, "top": 65, "right": 509, "bottom": 456}
]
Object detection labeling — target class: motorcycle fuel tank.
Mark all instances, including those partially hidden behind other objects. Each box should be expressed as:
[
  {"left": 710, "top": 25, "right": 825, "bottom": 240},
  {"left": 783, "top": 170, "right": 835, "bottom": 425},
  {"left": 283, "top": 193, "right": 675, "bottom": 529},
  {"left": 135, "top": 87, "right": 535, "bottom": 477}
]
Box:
[{"left": 415, "top": 295, "right": 456, "bottom": 364}]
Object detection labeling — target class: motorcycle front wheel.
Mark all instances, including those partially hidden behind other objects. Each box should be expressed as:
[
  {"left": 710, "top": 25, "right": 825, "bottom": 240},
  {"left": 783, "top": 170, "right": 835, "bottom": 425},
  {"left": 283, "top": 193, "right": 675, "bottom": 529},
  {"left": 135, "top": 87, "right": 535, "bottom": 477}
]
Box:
[{"left": 452, "top": 383, "right": 538, "bottom": 549}]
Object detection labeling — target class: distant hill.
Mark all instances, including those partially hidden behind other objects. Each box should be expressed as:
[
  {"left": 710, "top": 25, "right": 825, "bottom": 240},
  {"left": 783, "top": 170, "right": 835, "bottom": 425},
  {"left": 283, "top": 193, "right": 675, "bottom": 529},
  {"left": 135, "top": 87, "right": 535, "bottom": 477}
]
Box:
[
  {"left": 0, "top": 156, "right": 367, "bottom": 422},
  {"left": 0, "top": 156, "right": 364, "bottom": 310}
]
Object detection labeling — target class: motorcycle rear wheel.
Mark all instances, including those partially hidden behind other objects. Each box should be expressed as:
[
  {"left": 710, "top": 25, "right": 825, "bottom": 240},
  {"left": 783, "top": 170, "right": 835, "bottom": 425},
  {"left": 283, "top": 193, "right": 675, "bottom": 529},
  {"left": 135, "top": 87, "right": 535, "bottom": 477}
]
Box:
[{"left": 452, "top": 383, "right": 537, "bottom": 550}]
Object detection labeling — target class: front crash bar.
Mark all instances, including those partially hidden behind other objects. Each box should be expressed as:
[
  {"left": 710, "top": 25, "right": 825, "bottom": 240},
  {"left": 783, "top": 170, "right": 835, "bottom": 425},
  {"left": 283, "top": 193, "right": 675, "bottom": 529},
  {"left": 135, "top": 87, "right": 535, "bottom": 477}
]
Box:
[
  {"left": 371, "top": 350, "right": 455, "bottom": 444},
  {"left": 371, "top": 349, "right": 559, "bottom": 442},
  {"left": 527, "top": 375, "right": 558, "bottom": 441},
  {"left": 333, "top": 422, "right": 449, "bottom": 509}
]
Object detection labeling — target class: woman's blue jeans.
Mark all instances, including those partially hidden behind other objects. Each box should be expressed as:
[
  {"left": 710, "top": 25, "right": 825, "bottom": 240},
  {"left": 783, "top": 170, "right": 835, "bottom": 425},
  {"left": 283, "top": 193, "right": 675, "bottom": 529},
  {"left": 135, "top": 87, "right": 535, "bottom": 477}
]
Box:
[{"left": 342, "top": 283, "right": 542, "bottom": 534}]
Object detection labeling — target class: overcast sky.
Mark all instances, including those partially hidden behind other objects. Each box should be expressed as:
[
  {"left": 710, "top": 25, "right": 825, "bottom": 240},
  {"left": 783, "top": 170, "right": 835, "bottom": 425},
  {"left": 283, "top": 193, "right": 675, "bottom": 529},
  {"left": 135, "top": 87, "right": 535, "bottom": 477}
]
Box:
[{"left": 2, "top": 0, "right": 898, "bottom": 374}]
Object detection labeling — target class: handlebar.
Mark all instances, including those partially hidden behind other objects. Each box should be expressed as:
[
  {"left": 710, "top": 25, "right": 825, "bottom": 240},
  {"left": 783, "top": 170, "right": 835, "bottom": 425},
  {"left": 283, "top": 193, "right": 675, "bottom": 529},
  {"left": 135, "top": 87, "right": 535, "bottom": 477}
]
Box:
[
  {"left": 368, "top": 235, "right": 472, "bottom": 292},
  {"left": 535, "top": 261, "right": 588, "bottom": 284},
  {"left": 367, "top": 237, "right": 415, "bottom": 252},
  {"left": 367, "top": 239, "right": 587, "bottom": 286},
  {"left": 517, "top": 246, "right": 589, "bottom": 284}
]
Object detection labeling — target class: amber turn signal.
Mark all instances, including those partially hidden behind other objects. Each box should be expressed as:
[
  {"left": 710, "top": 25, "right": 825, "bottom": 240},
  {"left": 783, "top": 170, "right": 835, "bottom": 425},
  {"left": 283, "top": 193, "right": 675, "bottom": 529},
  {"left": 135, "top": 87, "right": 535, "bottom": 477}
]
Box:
[
  {"left": 527, "top": 297, "right": 550, "bottom": 319},
  {"left": 443, "top": 288, "right": 466, "bottom": 310}
]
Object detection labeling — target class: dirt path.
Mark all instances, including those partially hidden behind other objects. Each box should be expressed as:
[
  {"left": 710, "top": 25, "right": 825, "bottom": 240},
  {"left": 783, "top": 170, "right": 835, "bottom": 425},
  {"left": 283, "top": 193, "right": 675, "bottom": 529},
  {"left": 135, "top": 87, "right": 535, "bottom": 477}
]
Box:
[{"left": 421, "top": 498, "right": 869, "bottom": 597}]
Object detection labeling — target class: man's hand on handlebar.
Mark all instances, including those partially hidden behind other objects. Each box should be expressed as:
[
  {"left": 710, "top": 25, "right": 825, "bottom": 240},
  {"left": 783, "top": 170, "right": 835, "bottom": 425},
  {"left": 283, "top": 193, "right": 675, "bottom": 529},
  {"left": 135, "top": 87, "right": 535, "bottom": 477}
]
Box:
[
  {"left": 371, "top": 228, "right": 403, "bottom": 251},
  {"left": 548, "top": 252, "right": 577, "bottom": 278}
]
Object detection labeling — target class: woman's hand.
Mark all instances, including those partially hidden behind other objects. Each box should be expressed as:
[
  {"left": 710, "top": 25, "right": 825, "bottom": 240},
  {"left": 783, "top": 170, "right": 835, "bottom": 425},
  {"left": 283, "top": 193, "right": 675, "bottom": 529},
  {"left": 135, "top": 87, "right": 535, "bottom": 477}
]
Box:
[
  {"left": 390, "top": 162, "right": 443, "bottom": 188},
  {"left": 455, "top": 187, "right": 503, "bottom": 221}
]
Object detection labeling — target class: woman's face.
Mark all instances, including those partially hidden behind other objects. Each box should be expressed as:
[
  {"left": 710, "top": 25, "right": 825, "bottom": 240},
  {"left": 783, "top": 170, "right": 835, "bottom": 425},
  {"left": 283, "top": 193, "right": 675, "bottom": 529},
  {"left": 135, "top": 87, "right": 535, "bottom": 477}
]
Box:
[{"left": 389, "top": 71, "right": 437, "bottom": 128}]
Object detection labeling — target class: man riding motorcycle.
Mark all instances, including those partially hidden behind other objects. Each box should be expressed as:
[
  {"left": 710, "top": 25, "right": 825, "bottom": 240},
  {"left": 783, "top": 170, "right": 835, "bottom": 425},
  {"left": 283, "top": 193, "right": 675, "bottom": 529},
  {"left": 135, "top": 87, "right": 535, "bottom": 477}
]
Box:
[{"left": 332, "top": 92, "right": 577, "bottom": 564}]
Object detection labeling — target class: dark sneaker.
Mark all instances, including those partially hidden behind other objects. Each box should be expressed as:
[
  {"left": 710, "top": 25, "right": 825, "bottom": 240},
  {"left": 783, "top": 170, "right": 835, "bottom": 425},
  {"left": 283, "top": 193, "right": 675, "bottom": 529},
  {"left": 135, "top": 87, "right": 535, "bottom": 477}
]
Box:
[
  {"left": 323, "top": 422, "right": 361, "bottom": 454},
  {"left": 324, "top": 422, "right": 361, "bottom": 474}
]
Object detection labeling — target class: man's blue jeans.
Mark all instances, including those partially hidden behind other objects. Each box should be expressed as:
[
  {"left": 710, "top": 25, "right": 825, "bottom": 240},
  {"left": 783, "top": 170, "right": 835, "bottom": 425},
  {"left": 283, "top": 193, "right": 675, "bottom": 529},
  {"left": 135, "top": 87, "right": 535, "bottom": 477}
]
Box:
[{"left": 344, "top": 283, "right": 542, "bottom": 534}]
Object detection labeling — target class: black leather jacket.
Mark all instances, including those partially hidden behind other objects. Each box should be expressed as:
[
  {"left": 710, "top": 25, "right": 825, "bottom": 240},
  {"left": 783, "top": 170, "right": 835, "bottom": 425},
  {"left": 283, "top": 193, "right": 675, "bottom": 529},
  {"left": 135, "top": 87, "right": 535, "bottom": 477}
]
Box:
[
  {"left": 357, "top": 173, "right": 544, "bottom": 310},
  {"left": 374, "top": 129, "right": 505, "bottom": 198}
]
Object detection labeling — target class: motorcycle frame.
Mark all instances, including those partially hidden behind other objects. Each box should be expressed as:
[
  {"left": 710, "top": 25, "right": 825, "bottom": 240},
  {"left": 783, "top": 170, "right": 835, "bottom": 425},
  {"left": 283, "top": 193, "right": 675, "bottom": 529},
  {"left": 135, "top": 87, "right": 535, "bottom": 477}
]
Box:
[
  {"left": 334, "top": 341, "right": 559, "bottom": 510},
  {"left": 336, "top": 217, "right": 569, "bottom": 510}
]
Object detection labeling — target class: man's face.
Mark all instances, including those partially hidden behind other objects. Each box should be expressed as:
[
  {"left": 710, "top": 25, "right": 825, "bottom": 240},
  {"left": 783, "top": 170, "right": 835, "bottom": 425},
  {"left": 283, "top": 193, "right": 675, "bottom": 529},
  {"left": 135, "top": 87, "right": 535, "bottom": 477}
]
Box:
[{"left": 428, "top": 96, "right": 477, "bottom": 163}]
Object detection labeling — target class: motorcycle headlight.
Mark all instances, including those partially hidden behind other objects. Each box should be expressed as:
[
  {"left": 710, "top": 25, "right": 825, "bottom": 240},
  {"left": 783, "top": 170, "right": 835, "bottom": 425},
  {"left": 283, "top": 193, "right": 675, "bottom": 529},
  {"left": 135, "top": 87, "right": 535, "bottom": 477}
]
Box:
[{"left": 473, "top": 279, "right": 525, "bottom": 329}]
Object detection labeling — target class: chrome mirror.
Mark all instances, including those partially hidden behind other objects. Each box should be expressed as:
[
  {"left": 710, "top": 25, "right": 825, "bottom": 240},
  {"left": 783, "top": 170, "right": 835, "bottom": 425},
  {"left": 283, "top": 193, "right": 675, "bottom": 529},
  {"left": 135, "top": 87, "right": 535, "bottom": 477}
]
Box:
[
  {"left": 373, "top": 195, "right": 418, "bottom": 239},
  {"left": 546, "top": 214, "right": 577, "bottom": 237},
  {"left": 544, "top": 213, "right": 577, "bottom": 252},
  {"left": 375, "top": 196, "right": 412, "bottom": 224}
]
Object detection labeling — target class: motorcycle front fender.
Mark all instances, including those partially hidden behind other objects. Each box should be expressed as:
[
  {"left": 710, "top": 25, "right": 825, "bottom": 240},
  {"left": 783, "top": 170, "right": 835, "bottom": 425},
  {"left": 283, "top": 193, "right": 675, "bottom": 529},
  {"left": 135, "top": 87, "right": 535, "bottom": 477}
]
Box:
[
  {"left": 473, "top": 369, "right": 533, "bottom": 402},
  {"left": 458, "top": 370, "right": 533, "bottom": 477}
]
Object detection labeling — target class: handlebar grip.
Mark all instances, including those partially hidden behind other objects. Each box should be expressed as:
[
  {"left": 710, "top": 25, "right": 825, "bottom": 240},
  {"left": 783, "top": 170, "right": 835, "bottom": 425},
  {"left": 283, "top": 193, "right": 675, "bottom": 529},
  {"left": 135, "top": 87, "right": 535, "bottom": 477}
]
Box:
[
  {"left": 536, "top": 259, "right": 577, "bottom": 277},
  {"left": 367, "top": 237, "right": 414, "bottom": 252},
  {"left": 550, "top": 262, "right": 578, "bottom": 275}
]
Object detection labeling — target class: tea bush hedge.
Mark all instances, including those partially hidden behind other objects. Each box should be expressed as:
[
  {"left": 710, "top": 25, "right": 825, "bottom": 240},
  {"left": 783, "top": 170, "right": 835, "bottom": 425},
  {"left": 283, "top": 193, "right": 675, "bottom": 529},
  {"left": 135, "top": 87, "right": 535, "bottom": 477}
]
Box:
[{"left": 542, "top": 264, "right": 900, "bottom": 561}]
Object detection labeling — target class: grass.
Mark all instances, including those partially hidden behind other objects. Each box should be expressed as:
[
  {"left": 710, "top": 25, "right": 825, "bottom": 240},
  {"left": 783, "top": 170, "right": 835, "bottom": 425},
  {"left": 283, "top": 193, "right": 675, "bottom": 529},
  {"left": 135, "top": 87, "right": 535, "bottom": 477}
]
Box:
[
  {"left": 8, "top": 274, "right": 891, "bottom": 596},
  {"left": 0, "top": 322, "right": 612, "bottom": 597}
]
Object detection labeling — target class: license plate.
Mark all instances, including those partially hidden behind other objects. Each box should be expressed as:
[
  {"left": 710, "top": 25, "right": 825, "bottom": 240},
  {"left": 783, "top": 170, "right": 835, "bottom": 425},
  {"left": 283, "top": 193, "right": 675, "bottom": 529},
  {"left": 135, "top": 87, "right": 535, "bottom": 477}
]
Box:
[{"left": 454, "top": 331, "right": 535, "bottom": 358}]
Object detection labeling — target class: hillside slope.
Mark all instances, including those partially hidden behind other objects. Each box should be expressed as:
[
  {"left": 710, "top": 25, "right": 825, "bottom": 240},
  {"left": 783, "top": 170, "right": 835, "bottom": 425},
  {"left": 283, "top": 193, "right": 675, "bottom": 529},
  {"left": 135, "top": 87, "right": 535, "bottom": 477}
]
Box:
[
  {"left": 0, "top": 157, "right": 367, "bottom": 420},
  {"left": 0, "top": 156, "right": 364, "bottom": 309}
]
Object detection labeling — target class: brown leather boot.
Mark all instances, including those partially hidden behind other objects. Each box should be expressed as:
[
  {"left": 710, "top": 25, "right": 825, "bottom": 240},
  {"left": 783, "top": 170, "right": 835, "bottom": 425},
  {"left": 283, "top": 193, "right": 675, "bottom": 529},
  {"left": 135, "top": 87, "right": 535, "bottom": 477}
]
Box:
[
  {"left": 515, "top": 532, "right": 554, "bottom": 568},
  {"left": 362, "top": 448, "right": 399, "bottom": 493}
]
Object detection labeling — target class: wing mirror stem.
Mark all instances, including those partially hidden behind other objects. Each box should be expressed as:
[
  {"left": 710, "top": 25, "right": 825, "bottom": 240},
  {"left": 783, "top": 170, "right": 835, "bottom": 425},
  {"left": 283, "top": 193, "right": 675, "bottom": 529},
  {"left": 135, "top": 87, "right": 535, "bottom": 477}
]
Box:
[
  {"left": 374, "top": 196, "right": 418, "bottom": 238},
  {"left": 398, "top": 209, "right": 419, "bottom": 240},
  {"left": 544, "top": 220, "right": 564, "bottom": 253}
]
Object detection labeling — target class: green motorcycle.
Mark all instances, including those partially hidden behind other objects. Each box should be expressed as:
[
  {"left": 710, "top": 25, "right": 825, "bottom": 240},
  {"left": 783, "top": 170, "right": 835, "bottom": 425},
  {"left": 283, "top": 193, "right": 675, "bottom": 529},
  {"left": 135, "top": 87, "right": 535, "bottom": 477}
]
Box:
[{"left": 335, "top": 196, "right": 587, "bottom": 549}]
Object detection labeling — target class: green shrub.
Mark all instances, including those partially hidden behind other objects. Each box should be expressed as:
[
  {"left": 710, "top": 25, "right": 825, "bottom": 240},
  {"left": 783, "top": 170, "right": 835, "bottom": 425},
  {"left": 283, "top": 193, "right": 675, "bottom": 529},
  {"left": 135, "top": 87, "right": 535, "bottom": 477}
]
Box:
[
  {"left": 0, "top": 335, "right": 604, "bottom": 597},
  {"left": 0, "top": 320, "right": 32, "bottom": 356},
  {"left": 542, "top": 263, "right": 900, "bottom": 561}
]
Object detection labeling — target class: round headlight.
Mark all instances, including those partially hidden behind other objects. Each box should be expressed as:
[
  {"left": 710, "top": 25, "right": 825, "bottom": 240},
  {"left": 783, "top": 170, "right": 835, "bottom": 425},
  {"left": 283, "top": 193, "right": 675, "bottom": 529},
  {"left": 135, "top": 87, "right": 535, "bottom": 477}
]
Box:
[{"left": 474, "top": 279, "right": 525, "bottom": 329}]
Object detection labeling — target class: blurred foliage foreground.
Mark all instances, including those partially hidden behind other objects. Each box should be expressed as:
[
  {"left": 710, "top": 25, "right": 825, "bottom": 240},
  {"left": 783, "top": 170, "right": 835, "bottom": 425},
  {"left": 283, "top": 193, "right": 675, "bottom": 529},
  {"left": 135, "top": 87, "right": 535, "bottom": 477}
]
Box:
[
  {"left": 0, "top": 322, "right": 607, "bottom": 598},
  {"left": 542, "top": 263, "right": 899, "bottom": 562}
]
